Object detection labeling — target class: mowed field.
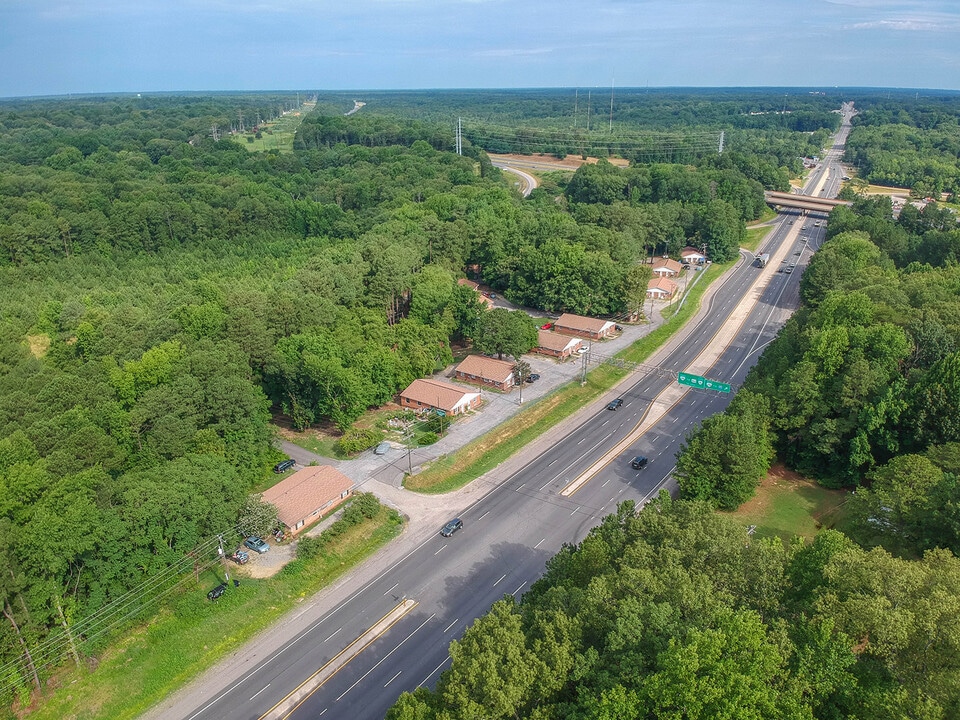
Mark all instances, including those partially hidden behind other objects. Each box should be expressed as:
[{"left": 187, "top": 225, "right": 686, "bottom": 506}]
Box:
[{"left": 725, "top": 464, "right": 851, "bottom": 543}]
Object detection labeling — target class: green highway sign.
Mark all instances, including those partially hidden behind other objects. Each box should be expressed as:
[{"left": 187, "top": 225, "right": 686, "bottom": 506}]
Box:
[
  {"left": 678, "top": 372, "right": 731, "bottom": 393},
  {"left": 678, "top": 372, "right": 705, "bottom": 388},
  {"left": 704, "top": 379, "right": 732, "bottom": 393}
]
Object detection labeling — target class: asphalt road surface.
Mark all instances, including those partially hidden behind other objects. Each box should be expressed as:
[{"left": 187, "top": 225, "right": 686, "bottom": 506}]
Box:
[
  {"left": 180, "top": 218, "right": 828, "bottom": 720},
  {"left": 176, "top": 117, "right": 845, "bottom": 720},
  {"left": 492, "top": 162, "right": 538, "bottom": 197}
]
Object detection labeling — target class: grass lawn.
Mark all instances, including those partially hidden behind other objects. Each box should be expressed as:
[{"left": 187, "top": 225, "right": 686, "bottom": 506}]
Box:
[
  {"left": 724, "top": 463, "right": 852, "bottom": 544},
  {"left": 284, "top": 431, "right": 345, "bottom": 459},
  {"left": 24, "top": 505, "right": 402, "bottom": 720}
]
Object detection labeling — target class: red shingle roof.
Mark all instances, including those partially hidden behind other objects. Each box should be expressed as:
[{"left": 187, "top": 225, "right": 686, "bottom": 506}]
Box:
[
  {"left": 262, "top": 465, "right": 353, "bottom": 529},
  {"left": 555, "top": 313, "right": 615, "bottom": 334},
  {"left": 537, "top": 330, "right": 582, "bottom": 352},
  {"left": 400, "top": 378, "right": 479, "bottom": 413},
  {"left": 651, "top": 258, "right": 683, "bottom": 274},
  {"left": 455, "top": 354, "right": 515, "bottom": 384},
  {"left": 647, "top": 277, "right": 678, "bottom": 294}
]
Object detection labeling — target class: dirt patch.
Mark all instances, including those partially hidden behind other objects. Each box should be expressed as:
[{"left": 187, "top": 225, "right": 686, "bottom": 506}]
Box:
[
  {"left": 26, "top": 333, "right": 50, "bottom": 359},
  {"left": 274, "top": 414, "right": 340, "bottom": 442},
  {"left": 233, "top": 542, "right": 296, "bottom": 579},
  {"left": 489, "top": 152, "right": 630, "bottom": 170}
]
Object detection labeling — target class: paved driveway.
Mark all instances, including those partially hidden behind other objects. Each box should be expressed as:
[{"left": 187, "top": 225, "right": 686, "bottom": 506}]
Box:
[{"left": 278, "top": 303, "right": 672, "bottom": 524}]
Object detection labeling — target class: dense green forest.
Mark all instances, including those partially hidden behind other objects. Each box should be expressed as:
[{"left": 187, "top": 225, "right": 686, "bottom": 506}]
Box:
[
  {"left": 0, "top": 88, "right": 898, "bottom": 711},
  {"left": 385, "top": 90, "right": 960, "bottom": 720},
  {"left": 844, "top": 93, "right": 960, "bottom": 197},
  {"left": 676, "top": 194, "right": 960, "bottom": 560},
  {"left": 388, "top": 496, "right": 960, "bottom": 720}
]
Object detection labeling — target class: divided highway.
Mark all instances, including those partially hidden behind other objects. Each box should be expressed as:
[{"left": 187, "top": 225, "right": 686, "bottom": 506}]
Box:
[{"left": 179, "top": 111, "right": 851, "bottom": 720}]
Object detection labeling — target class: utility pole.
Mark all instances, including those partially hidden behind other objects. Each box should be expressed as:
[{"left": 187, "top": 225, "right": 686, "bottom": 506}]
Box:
[
  {"left": 609, "top": 77, "right": 614, "bottom": 133},
  {"left": 217, "top": 535, "right": 229, "bottom": 583},
  {"left": 407, "top": 430, "right": 414, "bottom": 474}
]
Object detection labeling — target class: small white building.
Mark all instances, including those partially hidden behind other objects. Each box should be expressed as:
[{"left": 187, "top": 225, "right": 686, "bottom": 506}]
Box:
[
  {"left": 680, "top": 246, "right": 706, "bottom": 264},
  {"left": 646, "top": 277, "right": 679, "bottom": 300}
]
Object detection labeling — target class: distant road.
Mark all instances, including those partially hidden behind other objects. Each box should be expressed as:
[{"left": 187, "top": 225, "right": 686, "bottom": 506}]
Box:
[
  {"left": 492, "top": 162, "right": 538, "bottom": 197},
  {"left": 173, "top": 107, "right": 851, "bottom": 720}
]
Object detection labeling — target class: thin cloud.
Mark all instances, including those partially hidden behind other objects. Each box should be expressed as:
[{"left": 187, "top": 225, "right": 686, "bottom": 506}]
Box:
[
  {"left": 474, "top": 47, "right": 555, "bottom": 58},
  {"left": 848, "top": 16, "right": 960, "bottom": 31}
]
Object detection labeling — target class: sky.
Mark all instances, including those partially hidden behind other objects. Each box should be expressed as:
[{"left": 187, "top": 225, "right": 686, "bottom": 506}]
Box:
[{"left": 1, "top": 0, "right": 959, "bottom": 98}]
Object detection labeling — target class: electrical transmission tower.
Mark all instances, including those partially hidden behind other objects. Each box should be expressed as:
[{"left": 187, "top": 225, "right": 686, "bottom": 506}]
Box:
[
  {"left": 210, "top": 124, "right": 220, "bottom": 142},
  {"left": 455, "top": 117, "right": 462, "bottom": 155}
]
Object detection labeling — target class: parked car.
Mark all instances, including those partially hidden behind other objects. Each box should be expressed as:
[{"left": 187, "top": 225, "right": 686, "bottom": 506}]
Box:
[
  {"left": 244, "top": 536, "right": 270, "bottom": 553},
  {"left": 489, "top": 293, "right": 497, "bottom": 299},
  {"left": 607, "top": 398, "right": 623, "bottom": 411},
  {"left": 615, "top": 325, "right": 624, "bottom": 332},
  {"left": 631, "top": 455, "right": 648, "bottom": 470},
  {"left": 540, "top": 322, "right": 552, "bottom": 330},
  {"left": 374, "top": 441, "right": 391, "bottom": 455},
  {"left": 440, "top": 518, "right": 463, "bottom": 537},
  {"left": 577, "top": 346, "right": 588, "bottom": 354},
  {"left": 526, "top": 373, "right": 540, "bottom": 383},
  {"left": 207, "top": 583, "right": 228, "bottom": 601},
  {"left": 273, "top": 458, "right": 295, "bottom": 473},
  {"left": 231, "top": 550, "right": 249, "bottom": 564}
]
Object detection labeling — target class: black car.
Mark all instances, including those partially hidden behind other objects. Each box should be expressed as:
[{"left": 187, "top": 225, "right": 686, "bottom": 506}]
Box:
[
  {"left": 631, "top": 456, "right": 648, "bottom": 470},
  {"left": 273, "top": 458, "right": 295, "bottom": 473},
  {"left": 607, "top": 398, "right": 623, "bottom": 411},
  {"left": 440, "top": 518, "right": 463, "bottom": 537},
  {"left": 207, "top": 583, "right": 228, "bottom": 601},
  {"left": 526, "top": 373, "right": 540, "bottom": 383}
]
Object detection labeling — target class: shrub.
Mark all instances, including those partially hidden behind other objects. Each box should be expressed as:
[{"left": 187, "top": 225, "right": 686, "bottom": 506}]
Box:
[
  {"left": 421, "top": 414, "right": 452, "bottom": 435},
  {"left": 336, "top": 427, "right": 384, "bottom": 455},
  {"left": 417, "top": 431, "right": 439, "bottom": 446},
  {"left": 343, "top": 504, "right": 364, "bottom": 525},
  {"left": 353, "top": 492, "right": 381, "bottom": 519},
  {"left": 297, "top": 535, "right": 324, "bottom": 560}
]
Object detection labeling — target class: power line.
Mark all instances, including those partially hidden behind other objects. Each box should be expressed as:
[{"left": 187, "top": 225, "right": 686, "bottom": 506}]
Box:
[{"left": 0, "top": 527, "right": 244, "bottom": 697}]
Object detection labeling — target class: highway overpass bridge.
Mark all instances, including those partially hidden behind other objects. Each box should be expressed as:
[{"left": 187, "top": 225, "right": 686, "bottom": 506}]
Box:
[{"left": 764, "top": 190, "right": 851, "bottom": 214}]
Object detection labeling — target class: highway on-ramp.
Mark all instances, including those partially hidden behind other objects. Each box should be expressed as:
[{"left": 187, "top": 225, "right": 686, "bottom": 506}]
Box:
[{"left": 492, "top": 162, "right": 538, "bottom": 197}]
